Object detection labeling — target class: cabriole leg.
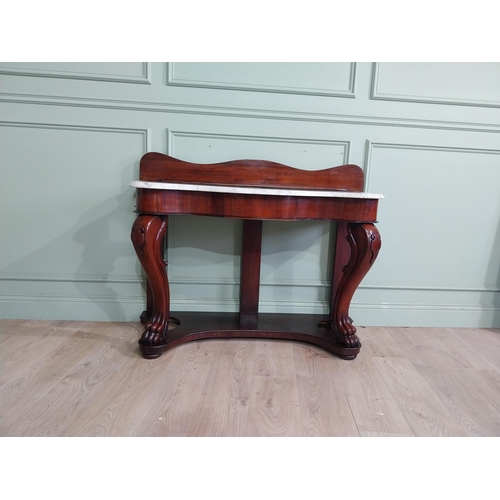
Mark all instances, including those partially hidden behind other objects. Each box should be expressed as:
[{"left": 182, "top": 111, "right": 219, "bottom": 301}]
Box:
[
  {"left": 331, "top": 223, "right": 381, "bottom": 348},
  {"left": 131, "top": 214, "right": 169, "bottom": 357}
]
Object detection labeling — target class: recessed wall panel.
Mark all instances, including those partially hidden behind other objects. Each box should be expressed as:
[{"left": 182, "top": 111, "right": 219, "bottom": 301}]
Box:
[
  {"left": 0, "top": 123, "right": 146, "bottom": 280},
  {"left": 0, "top": 62, "right": 149, "bottom": 83},
  {"left": 170, "top": 131, "right": 349, "bottom": 168},
  {"left": 365, "top": 143, "right": 500, "bottom": 289},
  {"left": 373, "top": 62, "right": 500, "bottom": 107},
  {"left": 168, "top": 62, "right": 356, "bottom": 97}
]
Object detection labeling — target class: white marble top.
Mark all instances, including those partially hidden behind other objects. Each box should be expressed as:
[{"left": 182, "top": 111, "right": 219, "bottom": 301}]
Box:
[{"left": 130, "top": 180, "right": 384, "bottom": 199}]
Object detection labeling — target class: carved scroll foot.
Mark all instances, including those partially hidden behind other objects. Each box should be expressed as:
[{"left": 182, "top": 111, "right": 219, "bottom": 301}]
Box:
[
  {"left": 332, "top": 223, "right": 381, "bottom": 349},
  {"left": 131, "top": 214, "right": 170, "bottom": 355}
]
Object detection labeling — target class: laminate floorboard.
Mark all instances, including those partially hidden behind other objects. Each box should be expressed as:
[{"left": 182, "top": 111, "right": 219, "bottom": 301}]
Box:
[
  {"left": 245, "top": 341, "right": 303, "bottom": 437},
  {"left": 371, "top": 356, "right": 469, "bottom": 436},
  {"left": 335, "top": 351, "right": 415, "bottom": 436},
  {"left": 1, "top": 322, "right": 103, "bottom": 432},
  {"left": 129, "top": 341, "right": 222, "bottom": 437},
  {"left": 292, "top": 344, "right": 359, "bottom": 436},
  {"left": 414, "top": 364, "right": 500, "bottom": 436},
  {"left": 1, "top": 320, "right": 500, "bottom": 437},
  {"left": 1, "top": 323, "right": 140, "bottom": 436},
  {"left": 187, "top": 340, "right": 255, "bottom": 437},
  {"left": 452, "top": 328, "right": 500, "bottom": 371}
]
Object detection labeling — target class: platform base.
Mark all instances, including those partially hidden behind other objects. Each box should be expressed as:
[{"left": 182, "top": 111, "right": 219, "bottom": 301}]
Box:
[{"left": 138, "top": 312, "right": 361, "bottom": 360}]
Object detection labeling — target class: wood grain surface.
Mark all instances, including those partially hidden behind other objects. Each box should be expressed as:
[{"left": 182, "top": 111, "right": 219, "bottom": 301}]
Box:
[{"left": 1, "top": 320, "right": 500, "bottom": 437}]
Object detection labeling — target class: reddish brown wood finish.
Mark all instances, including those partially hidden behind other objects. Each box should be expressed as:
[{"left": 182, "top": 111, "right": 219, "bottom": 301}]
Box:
[
  {"left": 136, "top": 189, "right": 378, "bottom": 222},
  {"left": 331, "top": 223, "right": 381, "bottom": 347},
  {"left": 239, "top": 219, "right": 263, "bottom": 329},
  {"left": 131, "top": 154, "right": 381, "bottom": 360},
  {"left": 137, "top": 312, "right": 362, "bottom": 360},
  {"left": 140, "top": 152, "right": 365, "bottom": 191},
  {"left": 131, "top": 214, "right": 169, "bottom": 346}
]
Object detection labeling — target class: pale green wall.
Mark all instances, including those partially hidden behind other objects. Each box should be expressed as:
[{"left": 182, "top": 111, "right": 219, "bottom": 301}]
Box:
[{"left": 1, "top": 62, "right": 499, "bottom": 327}]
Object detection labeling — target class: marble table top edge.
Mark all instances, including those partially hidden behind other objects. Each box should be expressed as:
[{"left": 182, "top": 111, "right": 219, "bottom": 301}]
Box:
[{"left": 130, "top": 180, "right": 384, "bottom": 199}]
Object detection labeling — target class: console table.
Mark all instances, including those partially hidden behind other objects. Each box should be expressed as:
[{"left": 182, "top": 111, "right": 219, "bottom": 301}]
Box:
[{"left": 131, "top": 153, "right": 383, "bottom": 360}]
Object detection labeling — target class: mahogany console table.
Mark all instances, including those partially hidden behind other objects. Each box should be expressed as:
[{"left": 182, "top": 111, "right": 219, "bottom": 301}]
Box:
[{"left": 131, "top": 153, "right": 382, "bottom": 360}]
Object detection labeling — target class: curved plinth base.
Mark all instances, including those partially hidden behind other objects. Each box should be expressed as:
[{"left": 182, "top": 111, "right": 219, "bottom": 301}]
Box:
[{"left": 138, "top": 312, "right": 361, "bottom": 361}]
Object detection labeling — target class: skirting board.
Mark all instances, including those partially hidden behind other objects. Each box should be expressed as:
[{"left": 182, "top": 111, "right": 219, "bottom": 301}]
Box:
[{"left": 1, "top": 296, "right": 499, "bottom": 328}]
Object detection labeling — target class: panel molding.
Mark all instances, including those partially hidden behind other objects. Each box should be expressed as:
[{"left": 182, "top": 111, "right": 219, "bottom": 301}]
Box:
[
  {"left": 0, "top": 119, "right": 151, "bottom": 159},
  {"left": 0, "top": 273, "right": 142, "bottom": 283},
  {"left": 167, "top": 129, "right": 350, "bottom": 160},
  {"left": 371, "top": 62, "right": 500, "bottom": 109},
  {"left": 153, "top": 275, "right": 500, "bottom": 294},
  {"left": 0, "top": 121, "right": 149, "bottom": 292},
  {"left": 166, "top": 62, "right": 357, "bottom": 98},
  {"left": 0, "top": 294, "right": 144, "bottom": 304},
  {"left": 360, "top": 282, "right": 500, "bottom": 293},
  {"left": 364, "top": 139, "right": 500, "bottom": 191},
  {"left": 2, "top": 293, "right": 497, "bottom": 311},
  {"left": 0, "top": 63, "right": 152, "bottom": 85},
  {"left": 2, "top": 92, "right": 500, "bottom": 134},
  {"left": 363, "top": 139, "right": 500, "bottom": 297},
  {"left": 0, "top": 119, "right": 150, "bottom": 140},
  {"left": 169, "top": 277, "right": 328, "bottom": 286},
  {"left": 169, "top": 296, "right": 500, "bottom": 312},
  {"left": 5, "top": 273, "right": 496, "bottom": 293}
]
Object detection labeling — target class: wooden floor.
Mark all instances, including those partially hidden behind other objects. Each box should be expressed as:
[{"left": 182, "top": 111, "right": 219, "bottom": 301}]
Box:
[{"left": 1, "top": 319, "right": 500, "bottom": 437}]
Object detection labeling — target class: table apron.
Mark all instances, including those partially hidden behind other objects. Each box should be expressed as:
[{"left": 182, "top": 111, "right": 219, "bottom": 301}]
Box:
[{"left": 135, "top": 189, "right": 379, "bottom": 222}]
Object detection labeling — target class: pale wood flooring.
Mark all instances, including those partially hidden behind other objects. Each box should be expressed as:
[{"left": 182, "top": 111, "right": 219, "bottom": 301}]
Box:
[{"left": 1, "top": 319, "right": 500, "bottom": 436}]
